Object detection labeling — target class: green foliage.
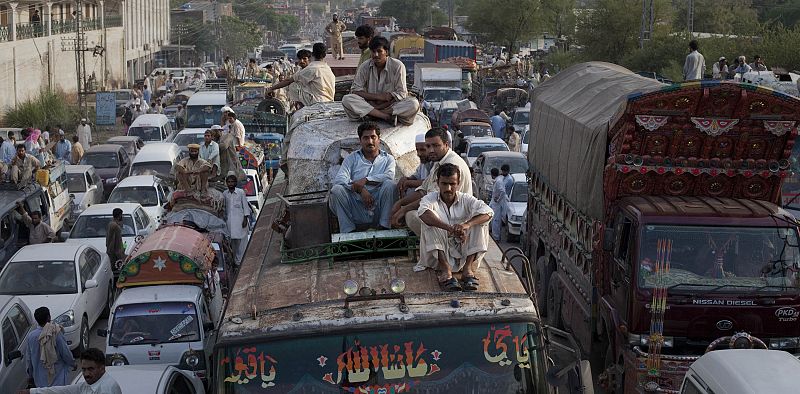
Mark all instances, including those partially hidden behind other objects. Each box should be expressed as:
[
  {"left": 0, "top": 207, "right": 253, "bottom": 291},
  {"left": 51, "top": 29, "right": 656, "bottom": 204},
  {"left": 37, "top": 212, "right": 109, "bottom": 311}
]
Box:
[
  {"left": 233, "top": 0, "right": 299, "bottom": 37},
  {"left": 3, "top": 90, "right": 79, "bottom": 128},
  {"left": 378, "top": 0, "right": 447, "bottom": 32},
  {"left": 219, "top": 16, "right": 264, "bottom": 59},
  {"left": 541, "top": 0, "right": 577, "bottom": 38},
  {"left": 672, "top": 0, "right": 761, "bottom": 35},
  {"left": 761, "top": 0, "right": 800, "bottom": 27},
  {"left": 574, "top": 0, "right": 646, "bottom": 64},
  {"left": 462, "top": 0, "right": 542, "bottom": 54}
]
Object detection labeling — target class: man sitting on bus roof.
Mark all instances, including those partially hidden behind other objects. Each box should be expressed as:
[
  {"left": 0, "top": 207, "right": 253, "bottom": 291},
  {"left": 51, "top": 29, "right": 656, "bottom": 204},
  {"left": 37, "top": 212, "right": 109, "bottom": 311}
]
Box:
[
  {"left": 342, "top": 36, "right": 420, "bottom": 126},
  {"left": 329, "top": 122, "right": 397, "bottom": 233},
  {"left": 266, "top": 43, "right": 335, "bottom": 110},
  {"left": 416, "top": 163, "right": 492, "bottom": 292}
]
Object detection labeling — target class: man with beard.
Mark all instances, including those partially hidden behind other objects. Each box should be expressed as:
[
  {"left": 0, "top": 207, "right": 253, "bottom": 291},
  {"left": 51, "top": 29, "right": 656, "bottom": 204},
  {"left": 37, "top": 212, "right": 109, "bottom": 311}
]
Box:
[
  {"left": 397, "top": 133, "right": 432, "bottom": 197},
  {"left": 342, "top": 36, "right": 419, "bottom": 126},
  {"left": 174, "top": 144, "right": 212, "bottom": 193},
  {"left": 390, "top": 127, "right": 472, "bottom": 234},
  {"left": 329, "top": 122, "right": 397, "bottom": 233},
  {"left": 267, "top": 43, "right": 335, "bottom": 108},
  {"left": 355, "top": 24, "right": 375, "bottom": 66},
  {"left": 325, "top": 14, "right": 347, "bottom": 60},
  {"left": 416, "top": 163, "right": 492, "bottom": 291}
]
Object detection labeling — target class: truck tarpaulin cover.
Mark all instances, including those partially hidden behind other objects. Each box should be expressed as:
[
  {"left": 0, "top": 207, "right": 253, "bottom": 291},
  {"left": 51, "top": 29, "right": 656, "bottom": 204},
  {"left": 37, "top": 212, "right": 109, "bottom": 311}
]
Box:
[
  {"left": 117, "top": 225, "right": 216, "bottom": 288},
  {"left": 529, "top": 62, "right": 665, "bottom": 219}
]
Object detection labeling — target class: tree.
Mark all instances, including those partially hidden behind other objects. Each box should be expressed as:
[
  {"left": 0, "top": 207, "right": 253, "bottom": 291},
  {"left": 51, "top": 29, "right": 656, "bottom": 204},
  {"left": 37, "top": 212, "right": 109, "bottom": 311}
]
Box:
[
  {"left": 233, "top": 0, "right": 299, "bottom": 37},
  {"left": 462, "top": 0, "right": 542, "bottom": 55},
  {"left": 672, "top": 0, "right": 761, "bottom": 35},
  {"left": 541, "top": 0, "right": 577, "bottom": 38},
  {"left": 218, "top": 16, "right": 263, "bottom": 59},
  {"left": 378, "top": 0, "right": 447, "bottom": 32},
  {"left": 761, "top": 0, "right": 800, "bottom": 27}
]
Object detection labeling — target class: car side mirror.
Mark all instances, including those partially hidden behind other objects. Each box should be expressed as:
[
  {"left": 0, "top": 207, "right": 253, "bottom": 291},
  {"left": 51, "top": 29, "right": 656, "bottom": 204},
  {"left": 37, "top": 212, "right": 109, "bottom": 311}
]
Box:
[
  {"left": 84, "top": 279, "right": 98, "bottom": 290},
  {"left": 603, "top": 228, "right": 615, "bottom": 252},
  {"left": 97, "top": 329, "right": 108, "bottom": 337},
  {"left": 5, "top": 349, "right": 22, "bottom": 365},
  {"left": 60, "top": 231, "right": 70, "bottom": 241},
  {"left": 203, "top": 322, "right": 215, "bottom": 332}
]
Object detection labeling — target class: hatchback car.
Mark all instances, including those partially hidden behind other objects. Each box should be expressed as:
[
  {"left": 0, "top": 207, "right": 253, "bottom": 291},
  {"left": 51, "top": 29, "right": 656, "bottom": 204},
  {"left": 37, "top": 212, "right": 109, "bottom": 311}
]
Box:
[
  {"left": 62, "top": 203, "right": 158, "bottom": 270},
  {"left": 130, "top": 143, "right": 183, "bottom": 177},
  {"left": 461, "top": 136, "right": 508, "bottom": 167},
  {"left": 172, "top": 129, "right": 206, "bottom": 155},
  {"left": 503, "top": 173, "right": 528, "bottom": 242},
  {"left": 65, "top": 165, "right": 105, "bottom": 225},
  {"left": 106, "top": 136, "right": 145, "bottom": 162},
  {"left": 0, "top": 243, "right": 113, "bottom": 353},
  {"left": 108, "top": 175, "right": 172, "bottom": 223},
  {"left": 79, "top": 144, "right": 131, "bottom": 199},
  {"left": 72, "top": 364, "right": 205, "bottom": 393},
  {"left": 472, "top": 151, "right": 528, "bottom": 202},
  {"left": 0, "top": 295, "right": 33, "bottom": 392}
]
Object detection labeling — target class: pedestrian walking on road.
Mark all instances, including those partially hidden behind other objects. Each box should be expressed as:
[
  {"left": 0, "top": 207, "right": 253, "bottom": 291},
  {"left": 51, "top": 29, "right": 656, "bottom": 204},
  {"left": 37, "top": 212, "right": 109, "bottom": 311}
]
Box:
[
  {"left": 21, "top": 347, "right": 122, "bottom": 394},
  {"left": 76, "top": 119, "right": 92, "bottom": 148},
  {"left": 224, "top": 171, "right": 252, "bottom": 264},
  {"left": 106, "top": 208, "right": 125, "bottom": 271},
  {"left": 506, "top": 126, "right": 521, "bottom": 153},
  {"left": 53, "top": 131, "right": 71, "bottom": 163},
  {"left": 24, "top": 307, "right": 76, "bottom": 388},
  {"left": 71, "top": 135, "right": 84, "bottom": 165},
  {"left": 325, "top": 13, "right": 347, "bottom": 60},
  {"left": 682, "top": 40, "right": 705, "bottom": 81}
]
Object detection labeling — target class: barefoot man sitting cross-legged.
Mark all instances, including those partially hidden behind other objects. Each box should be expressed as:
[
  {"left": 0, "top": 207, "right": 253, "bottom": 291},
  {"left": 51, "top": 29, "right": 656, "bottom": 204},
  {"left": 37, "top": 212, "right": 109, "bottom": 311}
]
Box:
[{"left": 415, "top": 163, "right": 492, "bottom": 292}]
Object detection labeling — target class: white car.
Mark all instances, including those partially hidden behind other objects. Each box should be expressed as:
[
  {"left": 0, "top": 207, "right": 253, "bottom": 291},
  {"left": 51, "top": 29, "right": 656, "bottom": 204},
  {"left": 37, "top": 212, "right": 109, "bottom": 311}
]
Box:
[
  {"left": 72, "top": 365, "right": 205, "bottom": 393},
  {"left": 502, "top": 173, "right": 528, "bottom": 242},
  {"left": 242, "top": 168, "right": 266, "bottom": 213},
  {"left": 62, "top": 203, "right": 158, "bottom": 261},
  {"left": 471, "top": 151, "right": 528, "bottom": 202},
  {"left": 65, "top": 165, "right": 106, "bottom": 225},
  {"left": 460, "top": 136, "right": 509, "bottom": 167},
  {"left": 108, "top": 175, "right": 173, "bottom": 223},
  {"left": 0, "top": 243, "right": 113, "bottom": 352},
  {"left": 0, "top": 295, "right": 33, "bottom": 392},
  {"left": 172, "top": 129, "right": 206, "bottom": 155},
  {"left": 520, "top": 125, "right": 529, "bottom": 156}
]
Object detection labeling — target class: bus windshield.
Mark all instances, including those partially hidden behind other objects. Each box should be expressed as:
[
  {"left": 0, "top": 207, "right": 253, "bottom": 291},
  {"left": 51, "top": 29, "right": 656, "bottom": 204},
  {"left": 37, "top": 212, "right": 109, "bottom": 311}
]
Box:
[{"left": 216, "top": 322, "right": 546, "bottom": 393}]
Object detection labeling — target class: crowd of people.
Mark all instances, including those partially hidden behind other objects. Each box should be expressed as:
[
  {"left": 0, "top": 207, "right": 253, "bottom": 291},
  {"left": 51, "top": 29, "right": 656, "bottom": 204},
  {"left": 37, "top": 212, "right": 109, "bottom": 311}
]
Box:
[{"left": 683, "top": 39, "right": 770, "bottom": 81}]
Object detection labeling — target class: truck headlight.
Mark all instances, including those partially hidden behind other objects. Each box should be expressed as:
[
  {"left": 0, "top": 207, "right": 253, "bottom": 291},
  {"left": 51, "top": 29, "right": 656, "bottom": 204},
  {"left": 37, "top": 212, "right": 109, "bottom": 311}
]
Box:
[
  {"left": 108, "top": 353, "right": 128, "bottom": 366},
  {"left": 770, "top": 337, "right": 800, "bottom": 349},
  {"left": 511, "top": 215, "right": 523, "bottom": 222},
  {"left": 53, "top": 310, "right": 75, "bottom": 327},
  {"left": 179, "top": 350, "right": 205, "bottom": 370},
  {"left": 629, "top": 333, "right": 673, "bottom": 348},
  {"left": 105, "top": 177, "right": 118, "bottom": 184}
]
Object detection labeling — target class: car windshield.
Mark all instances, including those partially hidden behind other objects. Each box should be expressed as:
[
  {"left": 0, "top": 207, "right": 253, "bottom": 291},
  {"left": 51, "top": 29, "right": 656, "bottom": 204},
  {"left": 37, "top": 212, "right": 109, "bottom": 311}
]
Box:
[
  {"left": 187, "top": 105, "right": 222, "bottom": 128},
  {"left": 173, "top": 133, "right": 205, "bottom": 147},
  {"left": 71, "top": 214, "right": 135, "bottom": 238},
  {"left": 460, "top": 125, "right": 492, "bottom": 138},
  {"left": 128, "top": 126, "right": 163, "bottom": 142},
  {"left": 131, "top": 161, "right": 173, "bottom": 176},
  {"left": 108, "top": 141, "right": 135, "bottom": 155},
  {"left": 109, "top": 302, "right": 200, "bottom": 346},
  {"left": 115, "top": 91, "right": 131, "bottom": 101},
  {"left": 109, "top": 186, "right": 158, "bottom": 206},
  {"left": 638, "top": 225, "right": 800, "bottom": 291},
  {"left": 522, "top": 128, "right": 530, "bottom": 143},
  {"left": 483, "top": 157, "right": 528, "bottom": 174},
  {"left": 0, "top": 261, "right": 77, "bottom": 295},
  {"left": 439, "top": 108, "right": 457, "bottom": 124},
  {"left": 216, "top": 322, "right": 548, "bottom": 393},
  {"left": 81, "top": 153, "right": 119, "bottom": 169},
  {"left": 66, "top": 174, "right": 87, "bottom": 193},
  {"left": 513, "top": 111, "right": 529, "bottom": 127},
  {"left": 510, "top": 182, "right": 527, "bottom": 202},
  {"left": 469, "top": 144, "right": 508, "bottom": 158},
  {"left": 426, "top": 90, "right": 461, "bottom": 102}
]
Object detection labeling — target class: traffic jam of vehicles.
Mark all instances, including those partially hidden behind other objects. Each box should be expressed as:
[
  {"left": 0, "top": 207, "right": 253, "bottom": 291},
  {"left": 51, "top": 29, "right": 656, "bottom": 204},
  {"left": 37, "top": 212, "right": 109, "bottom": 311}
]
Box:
[{"left": 4, "top": 6, "right": 800, "bottom": 394}]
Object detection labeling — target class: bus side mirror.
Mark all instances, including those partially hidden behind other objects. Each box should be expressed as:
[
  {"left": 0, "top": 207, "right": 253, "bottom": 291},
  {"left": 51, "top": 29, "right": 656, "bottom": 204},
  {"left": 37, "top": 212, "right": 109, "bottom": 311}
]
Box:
[{"left": 603, "top": 228, "right": 615, "bottom": 252}]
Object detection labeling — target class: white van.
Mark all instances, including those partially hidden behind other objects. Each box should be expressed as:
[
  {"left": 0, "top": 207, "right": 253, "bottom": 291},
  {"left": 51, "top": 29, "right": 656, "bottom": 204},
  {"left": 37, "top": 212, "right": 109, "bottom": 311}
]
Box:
[
  {"left": 184, "top": 91, "right": 226, "bottom": 134},
  {"left": 130, "top": 143, "right": 183, "bottom": 177},
  {"left": 680, "top": 349, "right": 800, "bottom": 394},
  {"left": 128, "top": 114, "right": 175, "bottom": 144},
  {"left": 278, "top": 43, "right": 304, "bottom": 59}
]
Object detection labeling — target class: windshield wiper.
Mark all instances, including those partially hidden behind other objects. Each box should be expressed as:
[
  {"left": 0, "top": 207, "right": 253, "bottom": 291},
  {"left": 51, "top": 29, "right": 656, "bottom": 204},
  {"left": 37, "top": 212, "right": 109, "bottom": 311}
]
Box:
[
  {"left": 167, "top": 332, "right": 197, "bottom": 341},
  {"left": 744, "top": 285, "right": 797, "bottom": 297}
]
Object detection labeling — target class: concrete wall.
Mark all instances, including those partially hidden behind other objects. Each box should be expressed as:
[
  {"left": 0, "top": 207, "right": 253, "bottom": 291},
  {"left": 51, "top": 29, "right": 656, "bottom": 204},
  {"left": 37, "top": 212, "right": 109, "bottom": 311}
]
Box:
[{"left": 0, "top": 26, "right": 125, "bottom": 114}]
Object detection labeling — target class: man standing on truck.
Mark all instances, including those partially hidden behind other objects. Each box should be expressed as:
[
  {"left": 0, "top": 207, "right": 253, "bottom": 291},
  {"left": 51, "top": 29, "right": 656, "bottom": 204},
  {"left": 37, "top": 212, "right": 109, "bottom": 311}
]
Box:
[
  {"left": 266, "top": 43, "right": 335, "bottom": 109},
  {"left": 342, "top": 36, "right": 420, "bottom": 126},
  {"left": 200, "top": 130, "right": 221, "bottom": 177},
  {"left": 106, "top": 208, "right": 125, "bottom": 269},
  {"left": 416, "top": 163, "right": 492, "bottom": 291},
  {"left": 325, "top": 13, "right": 347, "bottom": 60},
  {"left": 14, "top": 204, "right": 55, "bottom": 244},
  {"left": 355, "top": 24, "right": 375, "bottom": 66},
  {"left": 53, "top": 131, "right": 71, "bottom": 163},
  {"left": 224, "top": 171, "right": 252, "bottom": 264},
  {"left": 683, "top": 40, "right": 705, "bottom": 81},
  {"left": 390, "top": 128, "right": 472, "bottom": 234},
  {"left": 329, "top": 122, "right": 397, "bottom": 233}
]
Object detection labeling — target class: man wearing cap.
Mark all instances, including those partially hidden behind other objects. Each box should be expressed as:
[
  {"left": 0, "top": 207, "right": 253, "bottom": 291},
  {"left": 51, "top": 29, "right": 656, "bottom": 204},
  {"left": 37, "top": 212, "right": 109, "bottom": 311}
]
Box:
[
  {"left": 713, "top": 57, "right": 728, "bottom": 80},
  {"left": 224, "top": 171, "right": 251, "bottom": 263},
  {"left": 54, "top": 131, "right": 71, "bottom": 163},
  {"left": 77, "top": 118, "right": 92, "bottom": 148},
  {"left": 398, "top": 133, "right": 432, "bottom": 197},
  {"left": 325, "top": 13, "right": 347, "bottom": 60},
  {"left": 222, "top": 108, "right": 246, "bottom": 147},
  {"left": 175, "top": 144, "right": 212, "bottom": 194},
  {"left": 71, "top": 135, "right": 84, "bottom": 165},
  {"left": 266, "top": 43, "right": 335, "bottom": 109},
  {"left": 200, "top": 130, "right": 221, "bottom": 177}
]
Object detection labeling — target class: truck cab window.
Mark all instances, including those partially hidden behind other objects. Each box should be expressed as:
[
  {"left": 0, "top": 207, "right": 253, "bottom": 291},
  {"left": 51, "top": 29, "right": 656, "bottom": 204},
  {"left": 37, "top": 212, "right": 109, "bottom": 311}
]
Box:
[
  {"left": 1, "top": 215, "right": 11, "bottom": 242},
  {"left": 614, "top": 215, "right": 634, "bottom": 268}
]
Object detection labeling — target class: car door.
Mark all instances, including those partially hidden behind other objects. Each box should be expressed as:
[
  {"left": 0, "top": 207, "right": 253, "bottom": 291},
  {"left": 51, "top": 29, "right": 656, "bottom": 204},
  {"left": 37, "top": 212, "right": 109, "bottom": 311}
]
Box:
[
  {"left": 0, "top": 214, "right": 15, "bottom": 265},
  {"left": 0, "top": 305, "right": 30, "bottom": 391},
  {"left": 134, "top": 208, "right": 154, "bottom": 236},
  {"left": 83, "top": 172, "right": 97, "bottom": 207},
  {"left": 90, "top": 171, "right": 105, "bottom": 202},
  {"left": 77, "top": 249, "right": 101, "bottom": 326},
  {"left": 118, "top": 150, "right": 130, "bottom": 181},
  {"left": 86, "top": 248, "right": 108, "bottom": 319},
  {"left": 165, "top": 370, "right": 200, "bottom": 393}
]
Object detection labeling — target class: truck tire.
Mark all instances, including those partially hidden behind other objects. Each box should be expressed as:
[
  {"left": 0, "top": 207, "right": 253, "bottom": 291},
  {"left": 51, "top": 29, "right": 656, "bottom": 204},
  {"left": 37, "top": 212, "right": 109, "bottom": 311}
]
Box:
[
  {"left": 546, "top": 278, "right": 562, "bottom": 328},
  {"left": 535, "top": 256, "right": 551, "bottom": 317}
]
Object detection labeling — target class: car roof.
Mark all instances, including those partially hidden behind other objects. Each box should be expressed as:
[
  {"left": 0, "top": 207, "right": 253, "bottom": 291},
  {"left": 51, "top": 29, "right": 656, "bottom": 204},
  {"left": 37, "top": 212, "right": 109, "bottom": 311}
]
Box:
[
  {"left": 133, "top": 143, "right": 181, "bottom": 162},
  {"left": 187, "top": 91, "right": 226, "bottom": 105},
  {"left": 130, "top": 114, "right": 169, "bottom": 127},
  {"left": 115, "top": 285, "right": 202, "bottom": 304},
  {"left": 65, "top": 164, "right": 94, "bottom": 174},
  {"left": 107, "top": 136, "right": 142, "bottom": 142},
  {"left": 85, "top": 144, "right": 124, "bottom": 153},
  {"left": 115, "top": 175, "right": 159, "bottom": 188},
  {"left": 468, "top": 137, "right": 506, "bottom": 145},
  {"left": 480, "top": 151, "right": 525, "bottom": 158},
  {"left": 176, "top": 129, "right": 206, "bottom": 135},
  {"left": 11, "top": 243, "right": 84, "bottom": 262},
  {"left": 690, "top": 350, "right": 800, "bottom": 393},
  {"left": 81, "top": 203, "right": 142, "bottom": 215},
  {"left": 511, "top": 173, "right": 527, "bottom": 182},
  {"left": 459, "top": 121, "right": 491, "bottom": 126},
  {"left": 0, "top": 295, "right": 24, "bottom": 312}
]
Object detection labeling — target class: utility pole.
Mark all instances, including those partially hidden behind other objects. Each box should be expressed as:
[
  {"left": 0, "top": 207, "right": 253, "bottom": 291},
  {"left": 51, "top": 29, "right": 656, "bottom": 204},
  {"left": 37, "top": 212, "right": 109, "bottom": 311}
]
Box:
[
  {"left": 61, "top": 0, "right": 90, "bottom": 118},
  {"left": 687, "top": 0, "right": 694, "bottom": 38},
  {"left": 639, "top": 0, "right": 655, "bottom": 48}
]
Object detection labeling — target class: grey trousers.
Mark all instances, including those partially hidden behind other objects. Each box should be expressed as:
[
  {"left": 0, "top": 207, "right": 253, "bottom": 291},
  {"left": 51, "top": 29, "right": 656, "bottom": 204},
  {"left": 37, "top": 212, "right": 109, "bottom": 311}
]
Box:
[{"left": 329, "top": 181, "right": 398, "bottom": 233}]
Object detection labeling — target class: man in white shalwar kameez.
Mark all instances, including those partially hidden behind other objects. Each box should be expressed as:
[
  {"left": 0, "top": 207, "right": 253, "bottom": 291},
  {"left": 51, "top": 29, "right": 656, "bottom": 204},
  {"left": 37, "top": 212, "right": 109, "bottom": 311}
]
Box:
[
  {"left": 224, "top": 171, "right": 252, "bottom": 264},
  {"left": 77, "top": 118, "right": 92, "bottom": 148},
  {"left": 489, "top": 168, "right": 508, "bottom": 241},
  {"left": 415, "top": 163, "right": 492, "bottom": 292}
]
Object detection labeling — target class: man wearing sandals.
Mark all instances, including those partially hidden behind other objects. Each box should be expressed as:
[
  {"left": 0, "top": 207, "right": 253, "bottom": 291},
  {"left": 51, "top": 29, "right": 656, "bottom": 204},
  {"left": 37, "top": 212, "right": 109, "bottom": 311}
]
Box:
[{"left": 414, "top": 163, "right": 492, "bottom": 291}]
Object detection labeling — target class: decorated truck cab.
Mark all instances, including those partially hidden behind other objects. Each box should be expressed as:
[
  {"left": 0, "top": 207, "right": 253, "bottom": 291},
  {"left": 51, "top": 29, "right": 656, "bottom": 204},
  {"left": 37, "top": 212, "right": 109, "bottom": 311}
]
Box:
[
  {"left": 101, "top": 225, "right": 224, "bottom": 383},
  {"left": 525, "top": 62, "right": 800, "bottom": 393}
]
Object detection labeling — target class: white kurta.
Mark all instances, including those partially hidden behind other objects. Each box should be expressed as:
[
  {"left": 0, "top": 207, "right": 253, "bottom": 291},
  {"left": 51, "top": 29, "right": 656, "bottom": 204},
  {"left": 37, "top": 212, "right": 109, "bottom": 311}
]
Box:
[
  {"left": 224, "top": 188, "right": 251, "bottom": 240},
  {"left": 77, "top": 124, "right": 92, "bottom": 147}
]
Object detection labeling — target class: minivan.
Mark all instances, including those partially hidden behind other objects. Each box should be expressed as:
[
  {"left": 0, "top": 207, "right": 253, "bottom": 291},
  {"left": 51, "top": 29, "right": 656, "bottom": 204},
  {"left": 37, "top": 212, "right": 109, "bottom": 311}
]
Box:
[
  {"left": 128, "top": 114, "right": 175, "bottom": 144},
  {"left": 184, "top": 91, "right": 226, "bottom": 132},
  {"left": 130, "top": 143, "right": 183, "bottom": 177}
]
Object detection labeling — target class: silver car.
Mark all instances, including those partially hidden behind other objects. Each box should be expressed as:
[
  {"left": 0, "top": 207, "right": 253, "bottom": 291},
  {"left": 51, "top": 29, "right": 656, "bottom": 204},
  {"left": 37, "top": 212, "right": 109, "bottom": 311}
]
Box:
[
  {"left": 0, "top": 295, "right": 33, "bottom": 392},
  {"left": 65, "top": 165, "right": 106, "bottom": 225}
]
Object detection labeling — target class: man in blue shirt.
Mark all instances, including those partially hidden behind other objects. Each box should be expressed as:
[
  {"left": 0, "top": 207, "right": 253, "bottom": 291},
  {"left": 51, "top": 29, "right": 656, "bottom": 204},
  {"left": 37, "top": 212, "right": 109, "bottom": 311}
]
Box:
[
  {"left": 490, "top": 110, "right": 506, "bottom": 138},
  {"left": 501, "top": 164, "right": 514, "bottom": 196},
  {"left": 330, "top": 122, "right": 398, "bottom": 233},
  {"left": 2, "top": 130, "right": 16, "bottom": 163},
  {"left": 25, "top": 307, "right": 76, "bottom": 387},
  {"left": 54, "top": 131, "right": 71, "bottom": 163}
]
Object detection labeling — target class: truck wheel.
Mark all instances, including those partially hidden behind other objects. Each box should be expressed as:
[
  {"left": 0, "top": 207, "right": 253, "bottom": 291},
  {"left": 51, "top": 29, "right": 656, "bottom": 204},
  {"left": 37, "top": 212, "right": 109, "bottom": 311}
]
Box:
[
  {"left": 535, "top": 257, "right": 551, "bottom": 317},
  {"left": 546, "top": 278, "right": 562, "bottom": 328}
]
